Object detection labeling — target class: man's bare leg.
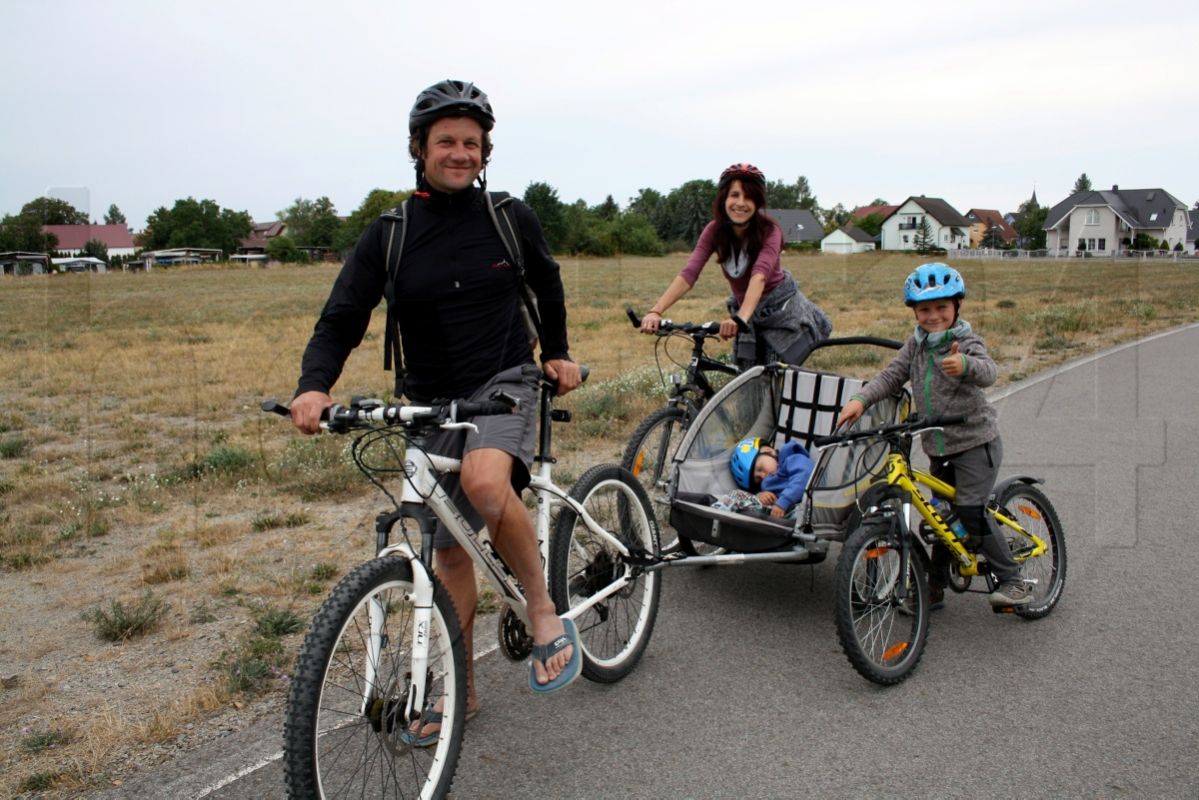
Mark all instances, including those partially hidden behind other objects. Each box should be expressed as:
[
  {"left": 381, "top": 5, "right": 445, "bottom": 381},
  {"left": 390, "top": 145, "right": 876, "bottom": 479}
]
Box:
[{"left": 461, "top": 448, "right": 572, "bottom": 686}]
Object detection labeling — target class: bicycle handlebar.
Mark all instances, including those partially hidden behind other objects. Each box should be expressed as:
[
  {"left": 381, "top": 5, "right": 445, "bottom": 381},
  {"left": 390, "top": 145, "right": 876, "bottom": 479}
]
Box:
[
  {"left": 261, "top": 392, "right": 519, "bottom": 434},
  {"left": 626, "top": 307, "right": 722, "bottom": 338},
  {"left": 811, "top": 414, "right": 967, "bottom": 449}
]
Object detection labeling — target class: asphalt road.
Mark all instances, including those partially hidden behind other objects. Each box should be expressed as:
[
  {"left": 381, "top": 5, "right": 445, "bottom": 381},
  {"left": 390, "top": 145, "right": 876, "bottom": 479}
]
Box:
[{"left": 104, "top": 323, "right": 1199, "bottom": 799}]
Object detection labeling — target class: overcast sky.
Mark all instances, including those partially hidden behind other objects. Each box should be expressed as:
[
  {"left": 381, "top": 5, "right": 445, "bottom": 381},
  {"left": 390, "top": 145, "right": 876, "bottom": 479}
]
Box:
[{"left": 3, "top": 0, "right": 1196, "bottom": 229}]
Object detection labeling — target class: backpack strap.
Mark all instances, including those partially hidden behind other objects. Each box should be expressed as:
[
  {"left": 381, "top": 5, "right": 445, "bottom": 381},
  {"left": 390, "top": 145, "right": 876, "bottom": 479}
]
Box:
[
  {"left": 485, "top": 191, "right": 544, "bottom": 344},
  {"left": 381, "top": 199, "right": 409, "bottom": 397}
]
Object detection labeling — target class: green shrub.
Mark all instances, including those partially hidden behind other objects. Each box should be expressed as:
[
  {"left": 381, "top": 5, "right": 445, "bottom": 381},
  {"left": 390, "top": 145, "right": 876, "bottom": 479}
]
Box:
[
  {"left": 0, "top": 435, "right": 30, "bottom": 459},
  {"left": 255, "top": 606, "right": 304, "bottom": 637},
  {"left": 82, "top": 591, "right": 170, "bottom": 641}
]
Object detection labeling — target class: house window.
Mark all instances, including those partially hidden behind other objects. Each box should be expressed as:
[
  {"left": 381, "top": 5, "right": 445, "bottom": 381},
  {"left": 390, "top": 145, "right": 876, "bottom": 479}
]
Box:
[
  {"left": 1085, "top": 209, "right": 1099, "bottom": 225},
  {"left": 903, "top": 235, "right": 910, "bottom": 243},
  {"left": 1088, "top": 238, "right": 1096, "bottom": 251},
  {"left": 1149, "top": 213, "right": 1158, "bottom": 222},
  {"left": 1098, "top": 238, "right": 1106, "bottom": 251}
]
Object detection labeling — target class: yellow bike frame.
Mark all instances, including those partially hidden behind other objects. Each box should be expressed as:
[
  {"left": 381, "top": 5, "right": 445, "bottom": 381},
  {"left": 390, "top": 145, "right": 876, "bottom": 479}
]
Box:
[{"left": 879, "top": 453, "right": 1048, "bottom": 579}]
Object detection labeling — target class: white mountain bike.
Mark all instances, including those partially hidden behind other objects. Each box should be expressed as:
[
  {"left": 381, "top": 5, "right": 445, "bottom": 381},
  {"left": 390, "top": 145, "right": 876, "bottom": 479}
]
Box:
[{"left": 263, "top": 371, "right": 660, "bottom": 799}]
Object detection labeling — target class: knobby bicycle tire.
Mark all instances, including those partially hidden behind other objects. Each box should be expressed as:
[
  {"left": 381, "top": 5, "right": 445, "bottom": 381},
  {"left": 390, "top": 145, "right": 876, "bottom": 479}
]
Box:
[
  {"left": 283, "top": 556, "right": 467, "bottom": 799},
  {"left": 833, "top": 520, "right": 930, "bottom": 685},
  {"left": 549, "top": 464, "right": 661, "bottom": 683},
  {"left": 996, "top": 483, "right": 1067, "bottom": 619},
  {"left": 621, "top": 405, "right": 688, "bottom": 551}
]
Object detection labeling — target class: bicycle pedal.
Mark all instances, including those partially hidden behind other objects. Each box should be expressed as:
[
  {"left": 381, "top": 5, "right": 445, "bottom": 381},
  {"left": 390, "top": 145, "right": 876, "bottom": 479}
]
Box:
[
  {"left": 990, "top": 604, "right": 1018, "bottom": 614},
  {"left": 497, "top": 604, "right": 533, "bottom": 662}
]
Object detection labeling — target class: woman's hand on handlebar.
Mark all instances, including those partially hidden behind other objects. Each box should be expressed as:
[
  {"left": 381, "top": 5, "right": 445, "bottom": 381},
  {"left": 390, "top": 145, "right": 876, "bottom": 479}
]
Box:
[
  {"left": 640, "top": 310, "right": 662, "bottom": 334},
  {"left": 835, "top": 399, "right": 864, "bottom": 430},
  {"left": 543, "top": 358, "right": 582, "bottom": 395},
  {"left": 291, "top": 390, "right": 333, "bottom": 435}
]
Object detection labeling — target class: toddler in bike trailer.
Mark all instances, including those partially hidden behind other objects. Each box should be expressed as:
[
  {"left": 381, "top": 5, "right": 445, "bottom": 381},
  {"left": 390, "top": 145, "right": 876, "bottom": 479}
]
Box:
[
  {"left": 835, "top": 263, "right": 1030, "bottom": 609},
  {"left": 713, "top": 437, "right": 814, "bottom": 520}
]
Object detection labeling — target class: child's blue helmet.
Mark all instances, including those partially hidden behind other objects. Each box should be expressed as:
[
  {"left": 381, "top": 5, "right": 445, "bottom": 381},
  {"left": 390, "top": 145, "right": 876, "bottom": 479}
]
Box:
[
  {"left": 904, "top": 263, "right": 966, "bottom": 306},
  {"left": 730, "top": 437, "right": 763, "bottom": 490}
]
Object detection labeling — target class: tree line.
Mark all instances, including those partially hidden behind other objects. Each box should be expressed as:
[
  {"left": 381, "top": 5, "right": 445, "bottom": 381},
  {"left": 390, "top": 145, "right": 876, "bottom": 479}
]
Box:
[{"left": 8, "top": 171, "right": 1188, "bottom": 264}]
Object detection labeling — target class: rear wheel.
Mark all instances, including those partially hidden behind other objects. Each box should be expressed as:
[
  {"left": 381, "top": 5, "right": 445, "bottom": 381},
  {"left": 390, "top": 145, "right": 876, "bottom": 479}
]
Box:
[
  {"left": 834, "top": 520, "right": 929, "bottom": 685},
  {"left": 283, "top": 557, "right": 466, "bottom": 799},
  {"left": 994, "top": 483, "right": 1066, "bottom": 619},
  {"left": 621, "top": 406, "right": 687, "bottom": 552},
  {"left": 549, "top": 464, "right": 661, "bottom": 683}
]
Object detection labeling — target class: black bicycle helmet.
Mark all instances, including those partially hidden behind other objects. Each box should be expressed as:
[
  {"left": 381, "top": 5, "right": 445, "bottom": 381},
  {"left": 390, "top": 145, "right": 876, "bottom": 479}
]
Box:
[
  {"left": 718, "top": 163, "right": 766, "bottom": 190},
  {"left": 409, "top": 79, "right": 495, "bottom": 133}
]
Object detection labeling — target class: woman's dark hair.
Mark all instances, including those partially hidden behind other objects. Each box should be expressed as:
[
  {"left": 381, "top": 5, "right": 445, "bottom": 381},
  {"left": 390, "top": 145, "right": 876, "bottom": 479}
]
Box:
[{"left": 710, "top": 177, "right": 778, "bottom": 265}]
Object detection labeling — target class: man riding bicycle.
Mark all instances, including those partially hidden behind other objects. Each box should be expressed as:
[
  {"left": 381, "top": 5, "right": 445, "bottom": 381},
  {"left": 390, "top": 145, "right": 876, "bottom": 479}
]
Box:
[{"left": 290, "top": 80, "right": 584, "bottom": 732}]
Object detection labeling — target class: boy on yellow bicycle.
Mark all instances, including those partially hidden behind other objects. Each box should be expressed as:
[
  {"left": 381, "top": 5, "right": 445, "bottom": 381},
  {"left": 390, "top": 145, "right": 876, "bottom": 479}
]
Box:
[{"left": 835, "top": 263, "right": 1029, "bottom": 608}]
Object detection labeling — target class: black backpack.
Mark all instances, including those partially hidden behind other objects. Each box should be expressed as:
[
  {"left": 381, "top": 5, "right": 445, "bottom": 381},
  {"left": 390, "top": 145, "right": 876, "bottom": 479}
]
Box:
[{"left": 379, "top": 191, "right": 543, "bottom": 398}]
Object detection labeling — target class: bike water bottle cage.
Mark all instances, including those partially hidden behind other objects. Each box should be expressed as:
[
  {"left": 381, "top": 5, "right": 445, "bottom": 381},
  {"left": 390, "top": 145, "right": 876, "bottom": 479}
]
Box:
[
  {"left": 730, "top": 437, "right": 763, "bottom": 490},
  {"left": 904, "top": 263, "right": 966, "bottom": 306}
]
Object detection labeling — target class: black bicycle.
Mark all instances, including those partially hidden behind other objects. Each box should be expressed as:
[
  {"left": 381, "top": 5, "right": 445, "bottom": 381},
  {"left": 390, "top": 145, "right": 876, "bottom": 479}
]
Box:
[{"left": 621, "top": 307, "right": 740, "bottom": 553}]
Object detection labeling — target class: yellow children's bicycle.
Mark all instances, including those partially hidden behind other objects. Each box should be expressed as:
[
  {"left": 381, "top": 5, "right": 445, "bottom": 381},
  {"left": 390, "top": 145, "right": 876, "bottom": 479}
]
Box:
[{"left": 813, "top": 414, "right": 1067, "bottom": 685}]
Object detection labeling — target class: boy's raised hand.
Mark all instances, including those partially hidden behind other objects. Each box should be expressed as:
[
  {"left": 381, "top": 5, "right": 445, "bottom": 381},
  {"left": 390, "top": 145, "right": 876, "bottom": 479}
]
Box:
[{"left": 942, "top": 341, "right": 965, "bottom": 377}]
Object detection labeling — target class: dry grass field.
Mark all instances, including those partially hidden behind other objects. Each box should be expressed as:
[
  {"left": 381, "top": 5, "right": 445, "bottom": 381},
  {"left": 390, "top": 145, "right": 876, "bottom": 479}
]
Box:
[{"left": 1, "top": 251, "right": 1197, "bottom": 795}]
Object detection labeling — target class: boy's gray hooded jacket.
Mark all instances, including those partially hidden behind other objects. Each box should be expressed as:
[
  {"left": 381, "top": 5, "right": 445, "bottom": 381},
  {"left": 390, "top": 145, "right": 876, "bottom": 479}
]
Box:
[{"left": 852, "top": 320, "right": 998, "bottom": 457}]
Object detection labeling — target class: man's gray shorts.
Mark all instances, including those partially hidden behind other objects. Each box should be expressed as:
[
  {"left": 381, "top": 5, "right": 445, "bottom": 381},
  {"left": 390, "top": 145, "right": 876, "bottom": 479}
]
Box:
[
  {"left": 930, "top": 435, "right": 1003, "bottom": 506},
  {"left": 421, "top": 363, "right": 541, "bottom": 549}
]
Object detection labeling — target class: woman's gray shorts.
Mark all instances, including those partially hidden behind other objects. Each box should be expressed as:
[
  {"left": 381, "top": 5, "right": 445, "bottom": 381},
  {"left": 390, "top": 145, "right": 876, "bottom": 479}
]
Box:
[{"left": 421, "top": 363, "right": 541, "bottom": 549}]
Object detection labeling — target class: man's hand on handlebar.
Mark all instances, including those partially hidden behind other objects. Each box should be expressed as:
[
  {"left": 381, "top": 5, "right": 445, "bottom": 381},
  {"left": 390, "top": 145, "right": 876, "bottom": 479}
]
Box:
[
  {"left": 542, "top": 359, "right": 582, "bottom": 396},
  {"left": 291, "top": 390, "right": 334, "bottom": 435}
]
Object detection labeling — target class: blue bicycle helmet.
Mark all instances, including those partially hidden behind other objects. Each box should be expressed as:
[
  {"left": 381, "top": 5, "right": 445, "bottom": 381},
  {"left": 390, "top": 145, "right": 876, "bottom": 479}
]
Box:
[
  {"left": 903, "top": 262, "right": 966, "bottom": 307},
  {"left": 730, "top": 437, "right": 763, "bottom": 490}
]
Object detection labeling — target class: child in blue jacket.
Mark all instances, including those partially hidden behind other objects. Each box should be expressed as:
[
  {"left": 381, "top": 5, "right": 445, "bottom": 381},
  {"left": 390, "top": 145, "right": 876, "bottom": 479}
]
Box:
[{"left": 714, "top": 437, "right": 814, "bottom": 518}]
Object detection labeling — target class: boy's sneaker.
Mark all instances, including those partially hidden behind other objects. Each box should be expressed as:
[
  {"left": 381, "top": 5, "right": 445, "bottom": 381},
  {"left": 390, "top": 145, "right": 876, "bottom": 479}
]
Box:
[{"left": 989, "top": 581, "right": 1031, "bottom": 607}]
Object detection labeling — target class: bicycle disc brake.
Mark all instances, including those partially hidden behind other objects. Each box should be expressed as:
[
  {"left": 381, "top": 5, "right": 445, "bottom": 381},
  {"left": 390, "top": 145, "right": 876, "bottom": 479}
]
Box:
[{"left": 497, "top": 604, "right": 533, "bottom": 661}]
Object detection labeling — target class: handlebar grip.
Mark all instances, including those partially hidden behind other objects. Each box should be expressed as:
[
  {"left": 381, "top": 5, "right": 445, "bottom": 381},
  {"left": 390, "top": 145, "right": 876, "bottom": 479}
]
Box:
[
  {"left": 455, "top": 399, "right": 517, "bottom": 419},
  {"left": 261, "top": 399, "right": 290, "bottom": 417},
  {"left": 626, "top": 307, "right": 641, "bottom": 327},
  {"left": 923, "top": 414, "right": 967, "bottom": 427},
  {"left": 732, "top": 315, "right": 751, "bottom": 333}
]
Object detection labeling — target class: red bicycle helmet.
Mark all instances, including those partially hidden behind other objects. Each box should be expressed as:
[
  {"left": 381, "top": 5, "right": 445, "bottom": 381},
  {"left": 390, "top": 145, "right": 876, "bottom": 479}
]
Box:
[{"left": 718, "top": 163, "right": 766, "bottom": 189}]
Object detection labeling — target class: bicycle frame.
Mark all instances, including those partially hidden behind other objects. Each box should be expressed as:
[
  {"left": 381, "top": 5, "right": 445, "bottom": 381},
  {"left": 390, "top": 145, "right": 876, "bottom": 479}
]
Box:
[
  {"left": 358, "top": 387, "right": 640, "bottom": 720},
  {"left": 876, "top": 452, "right": 1049, "bottom": 578}
]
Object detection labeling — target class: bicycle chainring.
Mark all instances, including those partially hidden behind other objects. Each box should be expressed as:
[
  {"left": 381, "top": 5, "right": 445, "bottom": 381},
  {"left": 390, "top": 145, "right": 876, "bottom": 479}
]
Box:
[{"left": 497, "top": 604, "right": 533, "bottom": 662}]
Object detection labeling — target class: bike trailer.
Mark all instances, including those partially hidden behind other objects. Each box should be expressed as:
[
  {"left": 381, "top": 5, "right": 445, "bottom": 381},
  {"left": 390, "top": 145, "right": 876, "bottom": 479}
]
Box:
[{"left": 667, "top": 345, "right": 909, "bottom": 553}]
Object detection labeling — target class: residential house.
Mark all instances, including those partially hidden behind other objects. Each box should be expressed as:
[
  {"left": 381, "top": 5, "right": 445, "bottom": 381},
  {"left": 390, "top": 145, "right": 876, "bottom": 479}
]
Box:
[
  {"left": 768, "top": 209, "right": 824, "bottom": 246},
  {"left": 821, "top": 226, "right": 876, "bottom": 254},
  {"left": 1043, "top": 186, "right": 1188, "bottom": 254},
  {"left": 851, "top": 204, "right": 898, "bottom": 221},
  {"left": 238, "top": 221, "right": 287, "bottom": 256},
  {"left": 42, "top": 224, "right": 136, "bottom": 258},
  {"left": 1188, "top": 208, "right": 1197, "bottom": 254},
  {"left": 879, "top": 196, "right": 971, "bottom": 251},
  {"left": 964, "top": 209, "right": 1017, "bottom": 248}
]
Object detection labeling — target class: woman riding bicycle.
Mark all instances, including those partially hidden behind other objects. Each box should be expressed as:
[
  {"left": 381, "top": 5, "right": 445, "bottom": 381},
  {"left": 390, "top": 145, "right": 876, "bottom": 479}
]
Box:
[{"left": 639, "top": 163, "right": 831, "bottom": 367}]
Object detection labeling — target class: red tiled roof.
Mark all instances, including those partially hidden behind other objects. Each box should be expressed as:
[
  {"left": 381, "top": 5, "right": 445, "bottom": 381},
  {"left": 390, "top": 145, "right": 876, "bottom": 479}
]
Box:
[
  {"left": 851, "top": 204, "right": 898, "bottom": 220},
  {"left": 42, "top": 224, "right": 135, "bottom": 250}
]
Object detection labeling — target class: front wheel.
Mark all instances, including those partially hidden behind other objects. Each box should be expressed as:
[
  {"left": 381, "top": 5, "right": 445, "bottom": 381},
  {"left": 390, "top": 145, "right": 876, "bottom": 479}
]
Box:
[
  {"left": 833, "top": 520, "right": 929, "bottom": 685},
  {"left": 621, "top": 405, "right": 687, "bottom": 551},
  {"left": 283, "top": 556, "right": 467, "bottom": 800},
  {"left": 994, "top": 483, "right": 1066, "bottom": 619},
  {"left": 549, "top": 464, "right": 661, "bottom": 683}
]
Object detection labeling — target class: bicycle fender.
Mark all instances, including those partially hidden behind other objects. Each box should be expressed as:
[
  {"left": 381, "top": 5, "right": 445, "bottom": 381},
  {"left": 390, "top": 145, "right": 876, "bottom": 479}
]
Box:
[{"left": 989, "top": 474, "right": 1042, "bottom": 505}]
